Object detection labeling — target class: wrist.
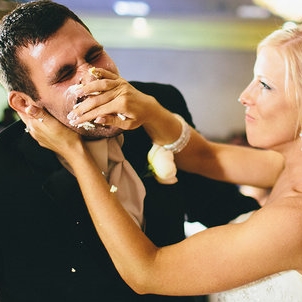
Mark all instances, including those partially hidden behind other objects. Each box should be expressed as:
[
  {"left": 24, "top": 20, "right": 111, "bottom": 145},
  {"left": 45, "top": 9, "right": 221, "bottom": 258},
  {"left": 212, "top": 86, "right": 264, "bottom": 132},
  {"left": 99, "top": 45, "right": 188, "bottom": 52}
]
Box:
[
  {"left": 162, "top": 114, "right": 191, "bottom": 153},
  {"left": 144, "top": 106, "right": 182, "bottom": 144},
  {"left": 59, "top": 140, "right": 86, "bottom": 164}
]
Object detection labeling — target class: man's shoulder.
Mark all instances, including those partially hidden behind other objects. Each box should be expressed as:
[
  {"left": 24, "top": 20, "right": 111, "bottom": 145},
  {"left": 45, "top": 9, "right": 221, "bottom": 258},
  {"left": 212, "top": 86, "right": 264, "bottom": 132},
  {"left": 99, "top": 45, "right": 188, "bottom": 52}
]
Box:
[
  {"left": 0, "top": 120, "right": 23, "bottom": 145},
  {"left": 129, "top": 81, "right": 179, "bottom": 95},
  {"left": 129, "top": 81, "right": 174, "bottom": 88},
  {"left": 128, "top": 81, "right": 186, "bottom": 112}
]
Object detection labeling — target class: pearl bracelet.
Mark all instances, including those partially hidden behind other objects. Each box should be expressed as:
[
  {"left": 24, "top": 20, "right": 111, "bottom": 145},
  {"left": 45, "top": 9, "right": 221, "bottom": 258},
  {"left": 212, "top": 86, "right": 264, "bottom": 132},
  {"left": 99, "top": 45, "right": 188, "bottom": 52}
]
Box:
[{"left": 163, "top": 114, "right": 191, "bottom": 153}]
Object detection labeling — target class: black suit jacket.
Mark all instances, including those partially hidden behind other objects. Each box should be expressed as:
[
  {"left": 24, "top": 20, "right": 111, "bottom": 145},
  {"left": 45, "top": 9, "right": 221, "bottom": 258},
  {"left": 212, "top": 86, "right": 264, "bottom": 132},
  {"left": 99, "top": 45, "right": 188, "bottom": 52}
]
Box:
[{"left": 0, "top": 82, "right": 258, "bottom": 302}]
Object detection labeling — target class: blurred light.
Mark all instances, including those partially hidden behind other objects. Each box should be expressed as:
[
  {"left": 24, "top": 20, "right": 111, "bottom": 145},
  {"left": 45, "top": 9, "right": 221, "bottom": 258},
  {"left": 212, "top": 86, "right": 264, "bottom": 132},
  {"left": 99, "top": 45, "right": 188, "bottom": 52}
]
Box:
[
  {"left": 253, "top": 0, "right": 302, "bottom": 22},
  {"left": 236, "top": 5, "right": 270, "bottom": 19},
  {"left": 113, "top": 1, "right": 150, "bottom": 17},
  {"left": 283, "top": 21, "right": 297, "bottom": 30},
  {"left": 131, "top": 17, "right": 151, "bottom": 38}
]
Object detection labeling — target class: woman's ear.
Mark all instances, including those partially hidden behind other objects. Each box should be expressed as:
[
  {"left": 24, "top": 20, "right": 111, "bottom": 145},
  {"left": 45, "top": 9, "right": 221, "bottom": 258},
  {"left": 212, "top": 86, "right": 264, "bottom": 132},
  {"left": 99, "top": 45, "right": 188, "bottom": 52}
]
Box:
[{"left": 8, "top": 91, "right": 35, "bottom": 114}]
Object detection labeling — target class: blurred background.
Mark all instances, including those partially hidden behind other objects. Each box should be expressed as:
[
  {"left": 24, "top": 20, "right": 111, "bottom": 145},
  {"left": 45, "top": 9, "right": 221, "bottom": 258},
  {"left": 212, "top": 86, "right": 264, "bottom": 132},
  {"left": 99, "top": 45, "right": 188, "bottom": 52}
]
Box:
[{"left": 0, "top": 0, "right": 299, "bottom": 139}]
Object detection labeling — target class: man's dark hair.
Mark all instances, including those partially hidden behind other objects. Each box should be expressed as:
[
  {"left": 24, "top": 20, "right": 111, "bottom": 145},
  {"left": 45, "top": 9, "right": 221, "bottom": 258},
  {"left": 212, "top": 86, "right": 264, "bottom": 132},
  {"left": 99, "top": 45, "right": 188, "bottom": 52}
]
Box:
[{"left": 0, "top": 0, "right": 90, "bottom": 100}]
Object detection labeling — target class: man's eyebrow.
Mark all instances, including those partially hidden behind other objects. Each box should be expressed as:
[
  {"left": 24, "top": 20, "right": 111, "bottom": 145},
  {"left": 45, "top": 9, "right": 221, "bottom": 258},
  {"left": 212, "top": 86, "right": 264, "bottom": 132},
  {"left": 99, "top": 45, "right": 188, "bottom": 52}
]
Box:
[
  {"left": 85, "top": 44, "right": 104, "bottom": 60},
  {"left": 47, "top": 64, "right": 75, "bottom": 85}
]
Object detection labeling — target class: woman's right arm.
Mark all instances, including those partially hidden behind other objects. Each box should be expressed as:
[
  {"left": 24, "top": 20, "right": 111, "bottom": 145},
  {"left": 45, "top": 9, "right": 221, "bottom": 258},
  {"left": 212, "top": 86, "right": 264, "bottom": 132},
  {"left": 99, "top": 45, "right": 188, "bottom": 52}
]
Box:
[
  {"left": 65, "top": 69, "right": 284, "bottom": 187},
  {"left": 139, "top": 102, "right": 284, "bottom": 187},
  {"left": 174, "top": 128, "right": 284, "bottom": 187}
]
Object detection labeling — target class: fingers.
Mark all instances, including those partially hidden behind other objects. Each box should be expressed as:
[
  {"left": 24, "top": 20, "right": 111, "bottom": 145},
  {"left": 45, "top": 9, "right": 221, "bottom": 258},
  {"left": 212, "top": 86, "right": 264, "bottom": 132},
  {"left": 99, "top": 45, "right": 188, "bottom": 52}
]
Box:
[
  {"left": 25, "top": 105, "right": 46, "bottom": 121},
  {"left": 66, "top": 75, "right": 155, "bottom": 131},
  {"left": 67, "top": 78, "right": 122, "bottom": 123},
  {"left": 22, "top": 105, "right": 63, "bottom": 138},
  {"left": 67, "top": 83, "right": 127, "bottom": 127},
  {"left": 75, "top": 67, "right": 121, "bottom": 101},
  {"left": 117, "top": 113, "right": 127, "bottom": 121},
  {"left": 21, "top": 105, "right": 52, "bottom": 139},
  {"left": 68, "top": 93, "right": 132, "bottom": 128},
  {"left": 90, "top": 67, "right": 119, "bottom": 80},
  {"left": 76, "top": 78, "right": 118, "bottom": 100},
  {"left": 21, "top": 105, "right": 82, "bottom": 156},
  {"left": 17, "top": 105, "right": 44, "bottom": 133}
]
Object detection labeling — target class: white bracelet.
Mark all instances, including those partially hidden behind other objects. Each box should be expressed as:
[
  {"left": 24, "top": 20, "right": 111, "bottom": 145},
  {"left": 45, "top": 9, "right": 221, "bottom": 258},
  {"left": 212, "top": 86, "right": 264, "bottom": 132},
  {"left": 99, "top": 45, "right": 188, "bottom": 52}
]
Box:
[{"left": 163, "top": 114, "right": 191, "bottom": 153}]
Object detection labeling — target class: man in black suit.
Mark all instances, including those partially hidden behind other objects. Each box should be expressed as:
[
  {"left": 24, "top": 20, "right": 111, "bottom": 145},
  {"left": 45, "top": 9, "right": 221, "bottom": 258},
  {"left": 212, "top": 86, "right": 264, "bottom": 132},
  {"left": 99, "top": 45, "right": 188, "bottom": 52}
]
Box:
[{"left": 0, "top": 1, "right": 259, "bottom": 301}]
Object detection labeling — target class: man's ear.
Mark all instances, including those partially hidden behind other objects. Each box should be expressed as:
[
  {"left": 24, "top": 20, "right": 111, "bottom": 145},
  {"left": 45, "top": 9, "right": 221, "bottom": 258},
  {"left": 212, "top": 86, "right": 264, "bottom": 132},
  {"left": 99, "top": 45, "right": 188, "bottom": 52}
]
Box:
[{"left": 8, "top": 91, "right": 35, "bottom": 114}]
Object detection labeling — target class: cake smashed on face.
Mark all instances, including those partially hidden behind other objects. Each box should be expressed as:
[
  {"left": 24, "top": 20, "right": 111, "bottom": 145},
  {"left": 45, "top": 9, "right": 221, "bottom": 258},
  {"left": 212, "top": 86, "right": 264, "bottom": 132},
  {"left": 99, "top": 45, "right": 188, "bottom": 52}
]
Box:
[
  {"left": 65, "top": 67, "right": 103, "bottom": 130},
  {"left": 65, "top": 67, "right": 127, "bottom": 131}
]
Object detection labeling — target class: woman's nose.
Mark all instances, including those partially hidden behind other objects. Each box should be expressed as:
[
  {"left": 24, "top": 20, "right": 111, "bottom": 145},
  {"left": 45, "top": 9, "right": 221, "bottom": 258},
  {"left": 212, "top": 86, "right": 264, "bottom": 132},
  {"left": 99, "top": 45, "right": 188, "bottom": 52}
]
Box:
[
  {"left": 238, "top": 81, "right": 256, "bottom": 106},
  {"left": 238, "top": 95, "right": 248, "bottom": 106},
  {"left": 238, "top": 88, "right": 253, "bottom": 106}
]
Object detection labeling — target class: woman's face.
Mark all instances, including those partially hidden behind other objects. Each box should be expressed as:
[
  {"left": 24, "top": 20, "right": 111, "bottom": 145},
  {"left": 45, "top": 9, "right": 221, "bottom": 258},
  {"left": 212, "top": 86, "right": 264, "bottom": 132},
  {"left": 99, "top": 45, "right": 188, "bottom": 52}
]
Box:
[{"left": 239, "top": 46, "right": 299, "bottom": 152}]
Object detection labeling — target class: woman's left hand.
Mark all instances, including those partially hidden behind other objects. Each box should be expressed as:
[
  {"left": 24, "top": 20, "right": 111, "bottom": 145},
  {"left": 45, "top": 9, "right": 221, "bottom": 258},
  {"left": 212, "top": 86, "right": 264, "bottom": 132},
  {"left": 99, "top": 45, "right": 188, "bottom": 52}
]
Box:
[{"left": 19, "top": 105, "right": 82, "bottom": 157}]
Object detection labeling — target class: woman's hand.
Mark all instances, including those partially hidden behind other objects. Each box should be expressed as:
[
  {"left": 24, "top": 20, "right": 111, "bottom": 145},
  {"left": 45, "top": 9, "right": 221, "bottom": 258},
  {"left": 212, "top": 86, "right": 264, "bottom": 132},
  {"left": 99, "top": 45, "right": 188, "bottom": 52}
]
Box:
[
  {"left": 19, "top": 105, "right": 83, "bottom": 159},
  {"left": 66, "top": 68, "right": 159, "bottom": 131}
]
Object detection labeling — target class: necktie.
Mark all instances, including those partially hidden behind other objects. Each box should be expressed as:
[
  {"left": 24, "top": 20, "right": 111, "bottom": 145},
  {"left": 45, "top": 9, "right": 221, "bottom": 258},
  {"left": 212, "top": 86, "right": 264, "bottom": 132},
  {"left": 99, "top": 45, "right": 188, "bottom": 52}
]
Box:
[
  {"left": 106, "top": 136, "right": 145, "bottom": 227},
  {"left": 59, "top": 135, "right": 145, "bottom": 227}
]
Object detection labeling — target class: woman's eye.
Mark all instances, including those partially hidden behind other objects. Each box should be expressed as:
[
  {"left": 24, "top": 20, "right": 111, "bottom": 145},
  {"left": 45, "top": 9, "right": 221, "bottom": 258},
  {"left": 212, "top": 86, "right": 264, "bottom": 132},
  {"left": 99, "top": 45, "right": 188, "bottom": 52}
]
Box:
[{"left": 260, "top": 81, "right": 271, "bottom": 90}]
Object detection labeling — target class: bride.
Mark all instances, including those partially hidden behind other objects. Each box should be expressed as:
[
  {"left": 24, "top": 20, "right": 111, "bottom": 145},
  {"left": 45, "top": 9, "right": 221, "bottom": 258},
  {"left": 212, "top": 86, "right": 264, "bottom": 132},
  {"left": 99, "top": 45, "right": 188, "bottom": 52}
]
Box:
[{"left": 21, "top": 23, "right": 302, "bottom": 300}]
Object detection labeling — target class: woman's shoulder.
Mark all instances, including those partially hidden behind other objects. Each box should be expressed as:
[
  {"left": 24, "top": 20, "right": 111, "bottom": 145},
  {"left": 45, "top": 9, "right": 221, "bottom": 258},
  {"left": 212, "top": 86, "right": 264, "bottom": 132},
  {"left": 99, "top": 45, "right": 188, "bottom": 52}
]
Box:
[
  {"left": 255, "top": 197, "right": 302, "bottom": 233},
  {"left": 257, "top": 197, "right": 302, "bottom": 268},
  {"left": 229, "top": 199, "right": 302, "bottom": 273}
]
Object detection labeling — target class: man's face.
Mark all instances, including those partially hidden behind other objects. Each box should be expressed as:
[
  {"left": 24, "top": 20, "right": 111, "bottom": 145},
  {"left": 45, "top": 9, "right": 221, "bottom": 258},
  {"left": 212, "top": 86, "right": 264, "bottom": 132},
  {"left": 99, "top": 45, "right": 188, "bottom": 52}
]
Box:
[{"left": 18, "top": 19, "right": 122, "bottom": 139}]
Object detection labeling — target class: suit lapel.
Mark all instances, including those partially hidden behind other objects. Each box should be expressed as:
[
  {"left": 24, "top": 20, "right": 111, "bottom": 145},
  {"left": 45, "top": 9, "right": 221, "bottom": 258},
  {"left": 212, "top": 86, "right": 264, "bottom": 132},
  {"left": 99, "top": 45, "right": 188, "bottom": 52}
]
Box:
[{"left": 17, "top": 121, "right": 88, "bottom": 222}]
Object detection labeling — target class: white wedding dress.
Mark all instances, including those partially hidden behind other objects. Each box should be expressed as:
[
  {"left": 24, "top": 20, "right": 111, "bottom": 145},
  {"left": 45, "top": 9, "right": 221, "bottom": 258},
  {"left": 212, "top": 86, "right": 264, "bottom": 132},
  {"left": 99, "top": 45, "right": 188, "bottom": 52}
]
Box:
[
  {"left": 210, "top": 270, "right": 302, "bottom": 302},
  {"left": 184, "top": 212, "right": 302, "bottom": 302}
]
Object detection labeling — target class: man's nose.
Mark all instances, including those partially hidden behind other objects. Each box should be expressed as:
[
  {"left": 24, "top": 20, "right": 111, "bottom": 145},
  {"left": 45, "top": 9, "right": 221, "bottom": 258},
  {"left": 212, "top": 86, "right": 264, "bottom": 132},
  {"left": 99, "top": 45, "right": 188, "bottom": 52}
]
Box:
[{"left": 77, "top": 64, "right": 94, "bottom": 85}]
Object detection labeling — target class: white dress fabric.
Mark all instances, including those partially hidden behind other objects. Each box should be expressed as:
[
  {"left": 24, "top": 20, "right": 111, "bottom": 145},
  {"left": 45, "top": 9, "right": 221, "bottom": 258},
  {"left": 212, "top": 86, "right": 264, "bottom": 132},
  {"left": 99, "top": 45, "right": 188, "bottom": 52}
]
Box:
[
  {"left": 209, "top": 211, "right": 302, "bottom": 302},
  {"left": 211, "top": 270, "right": 302, "bottom": 302}
]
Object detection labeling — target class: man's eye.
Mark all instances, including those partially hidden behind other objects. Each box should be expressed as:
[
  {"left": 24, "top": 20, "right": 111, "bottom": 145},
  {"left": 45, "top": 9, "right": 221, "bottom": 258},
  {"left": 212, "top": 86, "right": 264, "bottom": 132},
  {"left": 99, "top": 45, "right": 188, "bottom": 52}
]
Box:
[
  {"left": 87, "top": 52, "right": 101, "bottom": 64},
  {"left": 260, "top": 81, "right": 271, "bottom": 90},
  {"left": 57, "top": 70, "right": 75, "bottom": 83}
]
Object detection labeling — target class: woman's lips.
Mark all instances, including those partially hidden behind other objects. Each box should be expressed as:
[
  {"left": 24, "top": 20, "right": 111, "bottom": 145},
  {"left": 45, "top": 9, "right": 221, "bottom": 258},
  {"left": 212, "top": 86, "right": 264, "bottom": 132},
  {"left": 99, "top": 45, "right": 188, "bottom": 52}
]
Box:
[{"left": 245, "top": 113, "right": 255, "bottom": 122}]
